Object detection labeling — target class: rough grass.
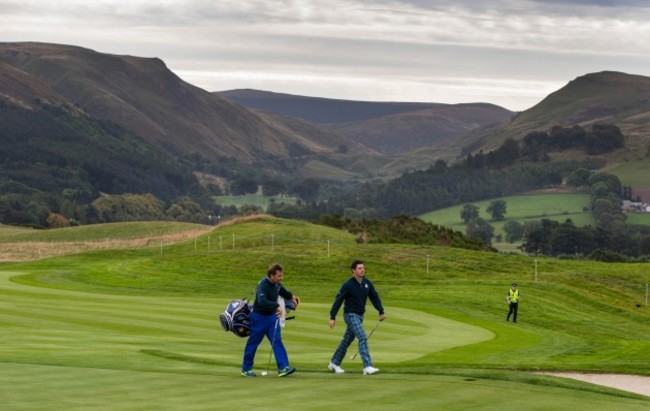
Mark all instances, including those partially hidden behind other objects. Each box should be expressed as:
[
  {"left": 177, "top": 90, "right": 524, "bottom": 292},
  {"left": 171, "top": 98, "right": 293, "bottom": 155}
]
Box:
[
  {"left": 0, "top": 221, "right": 212, "bottom": 262},
  {"left": 608, "top": 159, "right": 650, "bottom": 188}
]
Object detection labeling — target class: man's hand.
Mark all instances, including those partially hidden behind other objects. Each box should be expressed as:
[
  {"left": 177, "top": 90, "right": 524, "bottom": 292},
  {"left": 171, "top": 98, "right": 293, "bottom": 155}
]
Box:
[
  {"left": 379, "top": 313, "right": 386, "bottom": 322},
  {"left": 292, "top": 296, "right": 301, "bottom": 308},
  {"left": 329, "top": 319, "right": 335, "bottom": 329}
]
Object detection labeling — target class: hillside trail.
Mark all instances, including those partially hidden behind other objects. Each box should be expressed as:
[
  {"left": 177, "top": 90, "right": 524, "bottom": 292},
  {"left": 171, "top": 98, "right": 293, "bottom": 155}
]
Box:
[{"left": 536, "top": 372, "right": 650, "bottom": 397}]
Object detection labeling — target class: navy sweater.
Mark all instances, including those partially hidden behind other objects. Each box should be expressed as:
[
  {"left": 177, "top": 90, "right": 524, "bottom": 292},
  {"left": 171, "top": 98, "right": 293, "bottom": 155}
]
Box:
[
  {"left": 329, "top": 277, "right": 384, "bottom": 320},
  {"left": 253, "top": 276, "right": 293, "bottom": 316}
]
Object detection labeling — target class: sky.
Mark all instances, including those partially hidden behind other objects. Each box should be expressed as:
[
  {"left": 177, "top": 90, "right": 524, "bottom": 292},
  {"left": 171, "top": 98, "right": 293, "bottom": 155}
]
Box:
[{"left": 2, "top": 0, "right": 650, "bottom": 111}]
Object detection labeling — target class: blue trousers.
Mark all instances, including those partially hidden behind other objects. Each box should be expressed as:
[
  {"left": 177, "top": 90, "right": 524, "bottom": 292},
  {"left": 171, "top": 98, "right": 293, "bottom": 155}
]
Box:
[
  {"left": 242, "top": 312, "right": 289, "bottom": 371},
  {"left": 331, "top": 313, "right": 372, "bottom": 368}
]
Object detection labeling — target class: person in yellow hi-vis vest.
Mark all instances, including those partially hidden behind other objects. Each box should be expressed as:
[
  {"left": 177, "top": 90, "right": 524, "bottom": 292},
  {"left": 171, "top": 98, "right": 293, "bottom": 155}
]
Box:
[{"left": 506, "top": 283, "right": 521, "bottom": 323}]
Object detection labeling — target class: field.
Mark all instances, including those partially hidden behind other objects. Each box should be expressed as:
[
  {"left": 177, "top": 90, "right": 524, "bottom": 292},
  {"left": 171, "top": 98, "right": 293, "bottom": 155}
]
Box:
[
  {"left": 1, "top": 216, "right": 649, "bottom": 410},
  {"left": 419, "top": 193, "right": 594, "bottom": 240},
  {"left": 608, "top": 159, "right": 650, "bottom": 188}
]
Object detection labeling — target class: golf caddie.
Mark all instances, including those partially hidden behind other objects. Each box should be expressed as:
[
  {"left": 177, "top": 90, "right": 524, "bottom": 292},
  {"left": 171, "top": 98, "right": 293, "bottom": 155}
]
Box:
[
  {"left": 241, "top": 263, "right": 300, "bottom": 377},
  {"left": 328, "top": 259, "right": 385, "bottom": 375}
]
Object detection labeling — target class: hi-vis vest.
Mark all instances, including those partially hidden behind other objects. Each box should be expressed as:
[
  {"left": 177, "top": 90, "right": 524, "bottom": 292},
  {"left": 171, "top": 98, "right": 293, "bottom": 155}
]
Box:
[{"left": 508, "top": 289, "right": 519, "bottom": 303}]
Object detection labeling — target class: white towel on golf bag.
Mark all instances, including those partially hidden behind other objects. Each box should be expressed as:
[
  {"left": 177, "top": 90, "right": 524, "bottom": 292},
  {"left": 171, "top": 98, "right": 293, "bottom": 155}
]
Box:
[{"left": 278, "top": 296, "right": 287, "bottom": 327}]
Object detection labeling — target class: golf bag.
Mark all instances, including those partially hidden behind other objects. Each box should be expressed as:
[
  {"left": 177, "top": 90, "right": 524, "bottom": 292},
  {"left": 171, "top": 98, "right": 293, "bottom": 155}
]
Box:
[{"left": 219, "top": 298, "right": 252, "bottom": 338}]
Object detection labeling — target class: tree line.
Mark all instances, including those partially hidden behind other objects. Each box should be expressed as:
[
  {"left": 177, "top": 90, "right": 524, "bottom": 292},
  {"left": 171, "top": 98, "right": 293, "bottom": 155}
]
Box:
[
  {"left": 2, "top": 107, "right": 642, "bottom": 262},
  {"left": 455, "top": 170, "right": 650, "bottom": 261}
]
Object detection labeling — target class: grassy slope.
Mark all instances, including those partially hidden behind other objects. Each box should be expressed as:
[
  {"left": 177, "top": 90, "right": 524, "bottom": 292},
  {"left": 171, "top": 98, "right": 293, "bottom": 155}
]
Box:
[
  {"left": 0, "top": 221, "right": 208, "bottom": 243},
  {"left": 419, "top": 193, "right": 594, "bottom": 239},
  {"left": 1, "top": 216, "right": 649, "bottom": 409},
  {"left": 608, "top": 159, "right": 650, "bottom": 188}
]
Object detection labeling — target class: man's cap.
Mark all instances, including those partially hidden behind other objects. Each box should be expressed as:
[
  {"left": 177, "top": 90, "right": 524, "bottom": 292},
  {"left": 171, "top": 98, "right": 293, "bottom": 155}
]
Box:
[{"left": 512, "top": 283, "right": 517, "bottom": 286}]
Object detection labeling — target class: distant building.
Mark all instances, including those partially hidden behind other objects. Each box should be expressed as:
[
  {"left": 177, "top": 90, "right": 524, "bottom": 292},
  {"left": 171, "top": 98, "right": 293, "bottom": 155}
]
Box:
[
  {"left": 631, "top": 188, "right": 650, "bottom": 204},
  {"left": 622, "top": 200, "right": 650, "bottom": 213}
]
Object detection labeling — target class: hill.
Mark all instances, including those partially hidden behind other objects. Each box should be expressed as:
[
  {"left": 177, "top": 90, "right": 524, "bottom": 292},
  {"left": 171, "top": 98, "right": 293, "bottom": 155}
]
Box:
[
  {"left": 0, "top": 42, "right": 372, "bottom": 172},
  {"left": 332, "top": 103, "right": 513, "bottom": 155},
  {"left": 217, "top": 88, "right": 447, "bottom": 124},
  {"left": 452, "top": 71, "right": 650, "bottom": 161},
  {"left": 219, "top": 89, "right": 514, "bottom": 155}
]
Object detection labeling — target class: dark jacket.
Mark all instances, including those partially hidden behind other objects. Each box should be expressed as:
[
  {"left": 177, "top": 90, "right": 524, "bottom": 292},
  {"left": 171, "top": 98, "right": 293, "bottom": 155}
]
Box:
[
  {"left": 329, "top": 276, "right": 384, "bottom": 320},
  {"left": 253, "top": 276, "right": 293, "bottom": 316}
]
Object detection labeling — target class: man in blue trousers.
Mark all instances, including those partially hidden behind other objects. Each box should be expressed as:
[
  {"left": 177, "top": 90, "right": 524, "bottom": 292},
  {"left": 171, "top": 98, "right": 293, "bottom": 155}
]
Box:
[{"left": 241, "top": 263, "right": 300, "bottom": 377}]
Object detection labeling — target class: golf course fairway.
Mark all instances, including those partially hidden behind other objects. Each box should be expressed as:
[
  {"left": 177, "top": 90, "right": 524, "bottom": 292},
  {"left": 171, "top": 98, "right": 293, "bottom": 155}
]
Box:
[{"left": 1, "top": 270, "right": 648, "bottom": 410}]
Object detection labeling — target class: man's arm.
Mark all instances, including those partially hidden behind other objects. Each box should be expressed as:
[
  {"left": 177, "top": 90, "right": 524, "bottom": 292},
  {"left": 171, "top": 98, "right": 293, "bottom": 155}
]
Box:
[
  {"left": 368, "top": 282, "right": 385, "bottom": 318},
  {"left": 329, "top": 283, "right": 347, "bottom": 328}
]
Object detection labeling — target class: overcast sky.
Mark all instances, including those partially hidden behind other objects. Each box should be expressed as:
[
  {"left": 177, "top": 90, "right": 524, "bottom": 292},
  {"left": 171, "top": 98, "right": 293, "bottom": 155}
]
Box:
[{"left": 2, "top": 0, "right": 650, "bottom": 111}]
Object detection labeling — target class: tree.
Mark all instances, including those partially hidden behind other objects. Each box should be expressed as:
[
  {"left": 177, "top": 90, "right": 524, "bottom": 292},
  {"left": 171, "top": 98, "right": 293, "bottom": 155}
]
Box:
[
  {"left": 166, "top": 197, "right": 205, "bottom": 223},
  {"left": 460, "top": 203, "right": 479, "bottom": 223},
  {"left": 566, "top": 168, "right": 592, "bottom": 187},
  {"left": 503, "top": 220, "right": 524, "bottom": 243},
  {"left": 230, "top": 176, "right": 258, "bottom": 195},
  {"left": 238, "top": 204, "right": 264, "bottom": 216},
  {"left": 466, "top": 217, "right": 494, "bottom": 245},
  {"left": 47, "top": 212, "right": 70, "bottom": 228},
  {"left": 491, "top": 138, "right": 520, "bottom": 167},
  {"left": 91, "top": 193, "right": 165, "bottom": 222},
  {"left": 486, "top": 200, "right": 507, "bottom": 220},
  {"left": 262, "top": 178, "right": 285, "bottom": 196},
  {"left": 292, "top": 178, "right": 320, "bottom": 202}
]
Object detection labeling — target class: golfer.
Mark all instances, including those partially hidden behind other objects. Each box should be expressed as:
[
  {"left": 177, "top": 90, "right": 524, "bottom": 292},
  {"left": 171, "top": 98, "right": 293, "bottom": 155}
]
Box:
[
  {"left": 241, "top": 263, "right": 300, "bottom": 377},
  {"left": 328, "top": 259, "right": 385, "bottom": 375},
  {"left": 506, "top": 283, "right": 521, "bottom": 323}
]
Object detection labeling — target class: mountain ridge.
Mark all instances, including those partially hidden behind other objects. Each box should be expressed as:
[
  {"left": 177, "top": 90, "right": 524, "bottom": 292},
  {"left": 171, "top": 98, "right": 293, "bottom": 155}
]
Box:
[{"left": 0, "top": 42, "right": 364, "bottom": 165}]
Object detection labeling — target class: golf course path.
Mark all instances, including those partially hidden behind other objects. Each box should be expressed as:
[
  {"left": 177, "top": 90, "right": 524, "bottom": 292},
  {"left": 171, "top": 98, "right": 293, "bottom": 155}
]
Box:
[{"left": 537, "top": 372, "right": 650, "bottom": 397}]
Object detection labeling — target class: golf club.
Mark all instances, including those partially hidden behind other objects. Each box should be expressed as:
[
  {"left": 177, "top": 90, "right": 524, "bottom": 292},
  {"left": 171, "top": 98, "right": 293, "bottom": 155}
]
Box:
[
  {"left": 261, "top": 318, "right": 279, "bottom": 376},
  {"left": 350, "top": 320, "right": 381, "bottom": 360}
]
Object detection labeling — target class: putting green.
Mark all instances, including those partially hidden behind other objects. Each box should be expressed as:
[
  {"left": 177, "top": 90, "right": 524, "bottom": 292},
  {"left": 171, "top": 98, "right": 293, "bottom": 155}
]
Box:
[
  {"left": 0, "top": 271, "right": 492, "bottom": 370},
  {"left": 282, "top": 303, "right": 494, "bottom": 365}
]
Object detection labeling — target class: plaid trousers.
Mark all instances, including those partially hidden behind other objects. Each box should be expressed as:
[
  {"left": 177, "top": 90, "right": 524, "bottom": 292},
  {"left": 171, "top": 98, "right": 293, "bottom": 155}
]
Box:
[{"left": 331, "top": 312, "right": 372, "bottom": 368}]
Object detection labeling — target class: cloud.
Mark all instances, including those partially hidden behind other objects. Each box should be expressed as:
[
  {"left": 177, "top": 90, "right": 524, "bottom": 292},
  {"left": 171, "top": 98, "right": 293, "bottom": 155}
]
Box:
[{"left": 2, "top": 0, "right": 650, "bottom": 110}]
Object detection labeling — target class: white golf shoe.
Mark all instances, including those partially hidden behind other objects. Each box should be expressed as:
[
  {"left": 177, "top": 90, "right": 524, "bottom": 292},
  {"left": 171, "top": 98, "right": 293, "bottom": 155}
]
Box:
[
  {"left": 328, "top": 362, "right": 345, "bottom": 374},
  {"left": 363, "top": 366, "right": 379, "bottom": 375}
]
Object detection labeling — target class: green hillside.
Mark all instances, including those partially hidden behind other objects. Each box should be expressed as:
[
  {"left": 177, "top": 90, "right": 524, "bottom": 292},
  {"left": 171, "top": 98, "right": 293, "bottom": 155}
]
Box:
[
  {"left": 608, "top": 159, "right": 650, "bottom": 188},
  {"left": 0, "top": 221, "right": 207, "bottom": 243},
  {"left": 1, "top": 217, "right": 648, "bottom": 409},
  {"left": 419, "top": 193, "right": 594, "bottom": 239}
]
